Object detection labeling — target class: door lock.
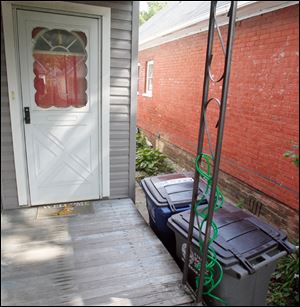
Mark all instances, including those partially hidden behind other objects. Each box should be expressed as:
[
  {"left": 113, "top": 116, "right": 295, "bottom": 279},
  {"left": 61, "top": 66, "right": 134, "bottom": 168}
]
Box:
[{"left": 24, "top": 107, "right": 30, "bottom": 124}]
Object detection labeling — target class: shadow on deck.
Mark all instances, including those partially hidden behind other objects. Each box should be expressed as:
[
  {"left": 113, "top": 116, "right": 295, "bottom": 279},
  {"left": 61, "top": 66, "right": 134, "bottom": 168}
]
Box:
[{"left": 1, "top": 199, "right": 193, "bottom": 306}]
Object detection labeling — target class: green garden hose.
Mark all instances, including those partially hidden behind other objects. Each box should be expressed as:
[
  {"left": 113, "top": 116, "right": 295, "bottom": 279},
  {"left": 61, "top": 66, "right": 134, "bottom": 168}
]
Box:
[{"left": 194, "top": 153, "right": 227, "bottom": 305}]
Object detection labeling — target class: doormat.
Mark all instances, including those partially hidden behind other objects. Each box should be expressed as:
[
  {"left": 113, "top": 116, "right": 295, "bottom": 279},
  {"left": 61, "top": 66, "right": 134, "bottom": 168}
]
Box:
[{"left": 37, "top": 201, "right": 94, "bottom": 219}]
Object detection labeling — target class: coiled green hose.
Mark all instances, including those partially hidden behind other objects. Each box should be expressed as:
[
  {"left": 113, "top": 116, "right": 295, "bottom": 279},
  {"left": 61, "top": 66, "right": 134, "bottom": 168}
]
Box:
[{"left": 194, "top": 153, "right": 227, "bottom": 305}]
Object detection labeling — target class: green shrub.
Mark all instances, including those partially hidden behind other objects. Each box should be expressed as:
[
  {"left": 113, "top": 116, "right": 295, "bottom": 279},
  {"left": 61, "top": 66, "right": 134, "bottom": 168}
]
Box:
[
  {"left": 136, "top": 133, "right": 173, "bottom": 179},
  {"left": 267, "top": 249, "right": 299, "bottom": 306},
  {"left": 136, "top": 132, "right": 148, "bottom": 150}
]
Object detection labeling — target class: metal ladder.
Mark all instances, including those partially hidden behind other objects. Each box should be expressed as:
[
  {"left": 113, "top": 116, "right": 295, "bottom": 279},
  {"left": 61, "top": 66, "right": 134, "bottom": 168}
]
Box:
[{"left": 182, "top": 1, "right": 238, "bottom": 304}]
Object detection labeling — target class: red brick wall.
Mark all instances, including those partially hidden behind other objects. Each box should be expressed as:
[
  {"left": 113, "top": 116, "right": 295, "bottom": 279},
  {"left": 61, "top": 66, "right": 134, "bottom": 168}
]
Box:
[{"left": 137, "top": 6, "right": 299, "bottom": 210}]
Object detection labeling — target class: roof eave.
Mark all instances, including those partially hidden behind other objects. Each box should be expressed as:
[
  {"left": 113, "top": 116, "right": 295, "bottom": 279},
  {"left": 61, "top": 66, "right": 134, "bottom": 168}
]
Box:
[{"left": 139, "top": 1, "right": 299, "bottom": 50}]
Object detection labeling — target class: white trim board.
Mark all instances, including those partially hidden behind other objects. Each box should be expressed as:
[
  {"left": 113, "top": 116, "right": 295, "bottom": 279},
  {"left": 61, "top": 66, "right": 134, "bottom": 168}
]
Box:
[
  {"left": 139, "top": 1, "right": 299, "bottom": 51},
  {"left": 1, "top": 1, "right": 111, "bottom": 206}
]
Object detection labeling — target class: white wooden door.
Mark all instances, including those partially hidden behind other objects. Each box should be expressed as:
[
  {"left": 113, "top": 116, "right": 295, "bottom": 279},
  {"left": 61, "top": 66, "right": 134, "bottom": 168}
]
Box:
[{"left": 17, "top": 10, "right": 101, "bottom": 205}]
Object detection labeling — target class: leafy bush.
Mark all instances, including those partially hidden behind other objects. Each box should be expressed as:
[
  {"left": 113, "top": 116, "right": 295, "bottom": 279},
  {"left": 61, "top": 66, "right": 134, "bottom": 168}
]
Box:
[
  {"left": 267, "top": 248, "right": 299, "bottom": 306},
  {"left": 136, "top": 131, "right": 149, "bottom": 150},
  {"left": 136, "top": 132, "right": 173, "bottom": 179}
]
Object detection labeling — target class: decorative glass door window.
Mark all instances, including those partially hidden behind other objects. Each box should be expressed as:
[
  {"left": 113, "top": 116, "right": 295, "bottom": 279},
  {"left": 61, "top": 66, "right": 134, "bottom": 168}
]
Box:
[{"left": 32, "top": 28, "right": 88, "bottom": 108}]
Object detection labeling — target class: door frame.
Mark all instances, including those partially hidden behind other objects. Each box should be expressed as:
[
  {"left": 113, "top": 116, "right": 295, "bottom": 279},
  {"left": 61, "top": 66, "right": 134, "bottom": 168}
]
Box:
[{"left": 1, "top": 1, "right": 111, "bottom": 206}]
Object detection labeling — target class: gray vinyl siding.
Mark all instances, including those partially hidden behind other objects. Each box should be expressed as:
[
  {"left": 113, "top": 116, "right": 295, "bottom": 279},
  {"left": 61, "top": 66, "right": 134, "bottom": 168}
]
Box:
[
  {"left": 0, "top": 1, "right": 136, "bottom": 209},
  {"left": 1, "top": 19, "right": 19, "bottom": 209}
]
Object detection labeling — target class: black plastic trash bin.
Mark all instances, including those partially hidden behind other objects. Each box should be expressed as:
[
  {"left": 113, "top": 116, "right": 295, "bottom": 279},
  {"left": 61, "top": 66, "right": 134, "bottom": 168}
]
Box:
[
  {"left": 167, "top": 201, "right": 295, "bottom": 306},
  {"left": 141, "top": 172, "right": 207, "bottom": 256}
]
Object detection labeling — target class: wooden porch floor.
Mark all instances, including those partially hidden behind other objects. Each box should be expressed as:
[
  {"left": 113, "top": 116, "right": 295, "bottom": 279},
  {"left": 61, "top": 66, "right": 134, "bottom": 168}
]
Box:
[{"left": 1, "top": 199, "right": 193, "bottom": 306}]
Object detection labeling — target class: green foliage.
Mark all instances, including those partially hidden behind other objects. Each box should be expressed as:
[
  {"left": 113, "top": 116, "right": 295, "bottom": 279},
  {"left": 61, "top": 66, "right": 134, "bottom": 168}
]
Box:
[
  {"left": 136, "top": 147, "right": 168, "bottom": 176},
  {"left": 136, "top": 131, "right": 148, "bottom": 149},
  {"left": 284, "top": 144, "right": 299, "bottom": 167},
  {"left": 136, "top": 132, "right": 173, "bottom": 179},
  {"left": 267, "top": 249, "right": 299, "bottom": 306},
  {"left": 139, "top": 1, "right": 168, "bottom": 25}
]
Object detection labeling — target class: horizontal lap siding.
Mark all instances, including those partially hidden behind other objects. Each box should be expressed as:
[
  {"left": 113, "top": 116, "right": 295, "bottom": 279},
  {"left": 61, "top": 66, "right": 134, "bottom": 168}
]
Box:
[
  {"left": 107, "top": 2, "right": 132, "bottom": 199},
  {"left": 1, "top": 1, "right": 133, "bottom": 209},
  {"left": 1, "top": 20, "right": 19, "bottom": 209}
]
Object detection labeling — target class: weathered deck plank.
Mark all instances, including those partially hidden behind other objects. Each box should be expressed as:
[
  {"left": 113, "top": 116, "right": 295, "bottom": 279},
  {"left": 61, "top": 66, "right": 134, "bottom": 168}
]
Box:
[{"left": 1, "top": 199, "right": 193, "bottom": 306}]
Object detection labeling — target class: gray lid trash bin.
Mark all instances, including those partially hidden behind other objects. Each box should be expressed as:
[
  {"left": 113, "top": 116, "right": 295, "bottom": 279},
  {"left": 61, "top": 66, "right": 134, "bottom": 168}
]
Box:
[
  {"left": 167, "top": 201, "right": 296, "bottom": 306},
  {"left": 141, "top": 172, "right": 207, "bottom": 211}
]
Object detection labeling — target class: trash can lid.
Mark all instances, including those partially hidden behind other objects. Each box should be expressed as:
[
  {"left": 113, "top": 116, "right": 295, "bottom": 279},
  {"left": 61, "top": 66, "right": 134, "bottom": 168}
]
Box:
[
  {"left": 141, "top": 172, "right": 207, "bottom": 208},
  {"left": 168, "top": 201, "right": 293, "bottom": 271}
]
